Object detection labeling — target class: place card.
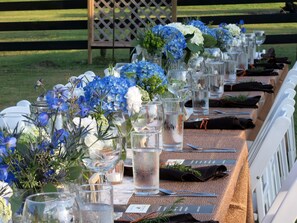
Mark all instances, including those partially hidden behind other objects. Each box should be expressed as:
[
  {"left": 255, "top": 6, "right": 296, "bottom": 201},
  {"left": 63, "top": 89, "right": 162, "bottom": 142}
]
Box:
[
  {"left": 166, "top": 159, "right": 185, "bottom": 165},
  {"left": 123, "top": 204, "right": 214, "bottom": 214},
  {"left": 125, "top": 204, "right": 151, "bottom": 213},
  {"left": 166, "top": 159, "right": 236, "bottom": 166},
  {"left": 156, "top": 204, "right": 214, "bottom": 214}
]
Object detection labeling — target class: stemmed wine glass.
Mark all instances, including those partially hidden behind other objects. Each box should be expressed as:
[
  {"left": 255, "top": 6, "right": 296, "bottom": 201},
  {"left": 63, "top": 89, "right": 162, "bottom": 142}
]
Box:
[
  {"left": 82, "top": 124, "right": 122, "bottom": 183},
  {"left": 253, "top": 30, "right": 266, "bottom": 59},
  {"left": 23, "top": 192, "right": 76, "bottom": 222}
]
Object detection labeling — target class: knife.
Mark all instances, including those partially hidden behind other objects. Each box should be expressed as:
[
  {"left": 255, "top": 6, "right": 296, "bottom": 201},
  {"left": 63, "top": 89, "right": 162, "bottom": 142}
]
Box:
[
  {"left": 133, "top": 193, "right": 217, "bottom": 197},
  {"left": 186, "top": 143, "right": 237, "bottom": 153}
]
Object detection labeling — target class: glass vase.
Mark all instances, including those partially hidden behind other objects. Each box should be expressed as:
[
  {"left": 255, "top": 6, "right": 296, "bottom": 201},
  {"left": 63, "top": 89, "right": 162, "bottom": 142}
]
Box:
[{"left": 143, "top": 50, "right": 162, "bottom": 67}]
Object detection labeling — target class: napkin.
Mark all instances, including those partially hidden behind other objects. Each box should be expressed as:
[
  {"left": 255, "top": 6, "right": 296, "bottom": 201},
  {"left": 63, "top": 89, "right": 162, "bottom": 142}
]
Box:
[
  {"left": 252, "top": 62, "right": 284, "bottom": 70},
  {"left": 124, "top": 165, "right": 228, "bottom": 182},
  {"left": 224, "top": 82, "right": 274, "bottom": 93},
  {"left": 160, "top": 165, "right": 228, "bottom": 182},
  {"left": 260, "top": 48, "right": 291, "bottom": 64},
  {"left": 236, "top": 68, "right": 278, "bottom": 76},
  {"left": 185, "top": 96, "right": 261, "bottom": 108},
  {"left": 115, "top": 213, "right": 219, "bottom": 223},
  {"left": 184, "top": 116, "right": 255, "bottom": 130}
]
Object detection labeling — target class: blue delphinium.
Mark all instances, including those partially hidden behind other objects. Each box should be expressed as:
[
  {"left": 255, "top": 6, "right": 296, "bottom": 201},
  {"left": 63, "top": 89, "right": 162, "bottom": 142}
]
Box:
[
  {"left": 0, "top": 132, "right": 16, "bottom": 184},
  {"left": 45, "top": 90, "right": 69, "bottom": 112},
  {"left": 84, "top": 75, "right": 134, "bottom": 114},
  {"left": 152, "top": 25, "right": 187, "bottom": 61}
]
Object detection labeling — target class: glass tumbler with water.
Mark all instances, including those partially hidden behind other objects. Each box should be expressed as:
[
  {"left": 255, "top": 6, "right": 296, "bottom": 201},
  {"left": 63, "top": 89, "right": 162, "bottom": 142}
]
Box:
[
  {"left": 76, "top": 183, "right": 114, "bottom": 223},
  {"left": 206, "top": 61, "right": 225, "bottom": 99},
  {"left": 161, "top": 98, "right": 184, "bottom": 151},
  {"left": 131, "top": 131, "right": 161, "bottom": 195},
  {"left": 190, "top": 72, "right": 209, "bottom": 117}
]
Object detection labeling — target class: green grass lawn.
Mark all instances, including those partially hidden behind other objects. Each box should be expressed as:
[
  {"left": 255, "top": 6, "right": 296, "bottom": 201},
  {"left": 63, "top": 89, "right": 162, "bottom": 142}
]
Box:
[{"left": 0, "top": 1, "right": 296, "bottom": 110}]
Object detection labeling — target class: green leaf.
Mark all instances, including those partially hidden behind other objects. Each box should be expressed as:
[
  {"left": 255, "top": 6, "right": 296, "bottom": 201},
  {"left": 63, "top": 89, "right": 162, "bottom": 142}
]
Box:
[
  {"left": 67, "top": 166, "right": 83, "bottom": 180},
  {"left": 10, "top": 194, "right": 24, "bottom": 213},
  {"left": 203, "top": 34, "right": 217, "bottom": 48},
  {"left": 43, "top": 183, "right": 57, "bottom": 192},
  {"left": 184, "top": 33, "right": 194, "bottom": 41},
  {"left": 187, "top": 43, "right": 203, "bottom": 53}
]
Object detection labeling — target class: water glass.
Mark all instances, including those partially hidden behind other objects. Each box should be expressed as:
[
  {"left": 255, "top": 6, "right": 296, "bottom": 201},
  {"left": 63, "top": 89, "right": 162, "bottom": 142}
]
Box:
[
  {"left": 131, "top": 101, "right": 164, "bottom": 132},
  {"left": 253, "top": 30, "right": 266, "bottom": 59},
  {"left": 131, "top": 131, "right": 161, "bottom": 195},
  {"left": 224, "top": 59, "right": 237, "bottom": 84},
  {"left": 190, "top": 72, "right": 209, "bottom": 116},
  {"left": 161, "top": 98, "right": 184, "bottom": 151},
  {"left": 77, "top": 183, "right": 114, "bottom": 223},
  {"left": 167, "top": 69, "right": 190, "bottom": 100},
  {"left": 206, "top": 61, "right": 225, "bottom": 99},
  {"left": 23, "top": 192, "right": 76, "bottom": 223},
  {"left": 244, "top": 33, "right": 256, "bottom": 64}
]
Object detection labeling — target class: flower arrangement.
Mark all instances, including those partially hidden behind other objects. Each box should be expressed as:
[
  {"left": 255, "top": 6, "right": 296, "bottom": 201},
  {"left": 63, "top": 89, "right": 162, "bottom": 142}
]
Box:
[
  {"left": 133, "top": 24, "right": 187, "bottom": 62},
  {"left": 187, "top": 19, "right": 246, "bottom": 52},
  {"left": 119, "top": 61, "right": 168, "bottom": 101},
  {"left": 151, "top": 24, "right": 187, "bottom": 61},
  {"left": 166, "top": 22, "right": 204, "bottom": 63}
]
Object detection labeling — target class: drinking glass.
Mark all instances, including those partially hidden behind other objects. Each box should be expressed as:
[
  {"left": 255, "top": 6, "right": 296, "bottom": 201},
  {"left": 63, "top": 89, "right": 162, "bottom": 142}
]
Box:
[
  {"left": 22, "top": 192, "right": 76, "bottom": 222},
  {"left": 82, "top": 127, "right": 123, "bottom": 183},
  {"left": 167, "top": 69, "right": 190, "bottom": 100},
  {"left": 77, "top": 183, "right": 114, "bottom": 223},
  {"left": 253, "top": 30, "right": 266, "bottom": 59},
  {"left": 161, "top": 98, "right": 184, "bottom": 151},
  {"left": 190, "top": 72, "right": 210, "bottom": 118},
  {"left": 131, "top": 130, "right": 161, "bottom": 195},
  {"left": 205, "top": 61, "right": 225, "bottom": 99},
  {"left": 131, "top": 101, "right": 164, "bottom": 132}
]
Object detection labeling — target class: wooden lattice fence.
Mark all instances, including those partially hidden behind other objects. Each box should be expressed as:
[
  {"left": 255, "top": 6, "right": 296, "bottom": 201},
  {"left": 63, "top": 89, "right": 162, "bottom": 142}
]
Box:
[{"left": 87, "top": 0, "right": 177, "bottom": 64}]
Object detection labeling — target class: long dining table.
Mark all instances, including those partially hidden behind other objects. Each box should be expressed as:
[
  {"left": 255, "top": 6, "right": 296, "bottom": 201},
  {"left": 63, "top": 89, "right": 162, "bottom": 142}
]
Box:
[{"left": 113, "top": 65, "right": 289, "bottom": 223}]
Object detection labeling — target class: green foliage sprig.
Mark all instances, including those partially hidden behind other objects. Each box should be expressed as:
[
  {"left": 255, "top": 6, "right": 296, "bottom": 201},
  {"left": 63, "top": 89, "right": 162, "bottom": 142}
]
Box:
[
  {"left": 134, "top": 27, "right": 165, "bottom": 55},
  {"left": 165, "top": 163, "right": 201, "bottom": 177},
  {"left": 222, "top": 95, "right": 248, "bottom": 102},
  {"left": 141, "top": 75, "right": 168, "bottom": 100},
  {"left": 132, "top": 198, "right": 184, "bottom": 223}
]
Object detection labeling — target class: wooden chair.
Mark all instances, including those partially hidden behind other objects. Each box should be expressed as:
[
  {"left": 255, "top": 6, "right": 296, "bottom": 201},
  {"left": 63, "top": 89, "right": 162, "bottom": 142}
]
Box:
[
  {"left": 0, "top": 106, "right": 31, "bottom": 132},
  {"left": 249, "top": 102, "right": 296, "bottom": 222},
  {"left": 16, "top": 100, "right": 31, "bottom": 108}
]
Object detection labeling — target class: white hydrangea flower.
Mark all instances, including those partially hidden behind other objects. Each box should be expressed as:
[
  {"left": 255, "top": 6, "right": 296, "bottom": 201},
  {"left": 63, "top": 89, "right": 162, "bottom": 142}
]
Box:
[
  {"left": 225, "top": 24, "right": 241, "bottom": 37},
  {"left": 167, "top": 23, "right": 204, "bottom": 46},
  {"left": 125, "top": 86, "right": 143, "bottom": 114}
]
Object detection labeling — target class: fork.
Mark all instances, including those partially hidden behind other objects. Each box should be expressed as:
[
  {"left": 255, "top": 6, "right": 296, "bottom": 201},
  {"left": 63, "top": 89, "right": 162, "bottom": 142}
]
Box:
[
  {"left": 212, "top": 110, "right": 250, "bottom": 115},
  {"left": 186, "top": 143, "right": 237, "bottom": 153}
]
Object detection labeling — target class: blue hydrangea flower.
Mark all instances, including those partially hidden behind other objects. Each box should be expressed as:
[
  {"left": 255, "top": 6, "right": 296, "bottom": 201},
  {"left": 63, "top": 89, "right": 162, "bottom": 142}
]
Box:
[
  {"left": 152, "top": 25, "right": 187, "bottom": 61},
  {"left": 120, "top": 61, "right": 167, "bottom": 87},
  {"left": 84, "top": 76, "right": 134, "bottom": 113},
  {"left": 213, "top": 27, "right": 233, "bottom": 50},
  {"left": 188, "top": 20, "right": 217, "bottom": 38}
]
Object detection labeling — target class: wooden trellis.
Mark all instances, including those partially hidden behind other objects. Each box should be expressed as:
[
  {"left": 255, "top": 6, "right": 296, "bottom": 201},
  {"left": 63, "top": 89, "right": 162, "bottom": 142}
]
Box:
[{"left": 88, "top": 0, "right": 177, "bottom": 64}]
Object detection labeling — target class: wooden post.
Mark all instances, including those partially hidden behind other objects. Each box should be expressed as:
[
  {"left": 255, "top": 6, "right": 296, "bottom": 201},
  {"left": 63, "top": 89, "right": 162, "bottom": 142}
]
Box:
[
  {"left": 87, "top": 0, "right": 94, "bottom": 65},
  {"left": 172, "top": 0, "right": 177, "bottom": 22}
]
